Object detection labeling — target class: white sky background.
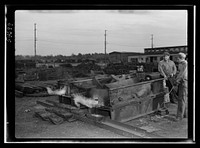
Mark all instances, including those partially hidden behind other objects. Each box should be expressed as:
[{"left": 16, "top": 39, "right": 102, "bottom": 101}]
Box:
[{"left": 15, "top": 10, "right": 187, "bottom": 56}]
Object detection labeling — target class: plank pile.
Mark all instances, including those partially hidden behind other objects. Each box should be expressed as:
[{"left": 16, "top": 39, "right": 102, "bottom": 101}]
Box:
[{"left": 35, "top": 99, "right": 85, "bottom": 124}]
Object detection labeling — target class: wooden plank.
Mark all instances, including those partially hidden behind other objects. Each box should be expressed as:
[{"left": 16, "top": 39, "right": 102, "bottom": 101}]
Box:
[
  {"left": 25, "top": 93, "right": 49, "bottom": 97},
  {"left": 15, "top": 90, "right": 23, "bottom": 97},
  {"left": 15, "top": 79, "right": 24, "bottom": 83},
  {"left": 36, "top": 100, "right": 55, "bottom": 108},
  {"left": 45, "top": 107, "right": 73, "bottom": 120},
  {"left": 73, "top": 84, "right": 96, "bottom": 90},
  {"left": 72, "top": 78, "right": 93, "bottom": 83},
  {"left": 45, "top": 100, "right": 78, "bottom": 110}
]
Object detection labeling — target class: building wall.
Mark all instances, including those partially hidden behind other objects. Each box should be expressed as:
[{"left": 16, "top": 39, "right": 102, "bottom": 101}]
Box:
[
  {"left": 144, "top": 46, "right": 187, "bottom": 54},
  {"left": 121, "top": 54, "right": 129, "bottom": 63},
  {"left": 109, "top": 53, "right": 126, "bottom": 63},
  {"left": 128, "top": 53, "right": 187, "bottom": 64},
  {"left": 128, "top": 55, "right": 147, "bottom": 63},
  {"left": 110, "top": 46, "right": 187, "bottom": 64},
  {"left": 109, "top": 52, "right": 143, "bottom": 63},
  {"left": 109, "top": 53, "right": 122, "bottom": 63}
]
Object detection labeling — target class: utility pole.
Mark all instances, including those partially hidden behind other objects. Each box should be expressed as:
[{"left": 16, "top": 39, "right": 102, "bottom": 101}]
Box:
[
  {"left": 34, "top": 23, "right": 37, "bottom": 60},
  {"left": 104, "top": 30, "right": 107, "bottom": 63},
  {"left": 151, "top": 34, "right": 154, "bottom": 48}
]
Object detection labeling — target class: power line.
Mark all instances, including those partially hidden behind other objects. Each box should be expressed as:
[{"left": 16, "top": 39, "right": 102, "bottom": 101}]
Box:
[
  {"left": 108, "top": 42, "right": 146, "bottom": 48},
  {"left": 38, "top": 30, "right": 99, "bottom": 36},
  {"left": 38, "top": 39, "right": 102, "bottom": 46},
  {"left": 15, "top": 38, "right": 186, "bottom": 48},
  {"left": 16, "top": 27, "right": 186, "bottom": 51}
]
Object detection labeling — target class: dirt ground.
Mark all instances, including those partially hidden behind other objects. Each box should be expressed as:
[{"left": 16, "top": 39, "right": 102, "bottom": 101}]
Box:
[
  {"left": 15, "top": 96, "right": 124, "bottom": 139},
  {"left": 125, "top": 103, "right": 188, "bottom": 138},
  {"left": 14, "top": 94, "right": 188, "bottom": 141}
]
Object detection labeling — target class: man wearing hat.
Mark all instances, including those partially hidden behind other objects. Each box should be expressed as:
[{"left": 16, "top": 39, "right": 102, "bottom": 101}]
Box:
[
  {"left": 158, "top": 52, "right": 177, "bottom": 103},
  {"left": 174, "top": 52, "right": 188, "bottom": 121}
]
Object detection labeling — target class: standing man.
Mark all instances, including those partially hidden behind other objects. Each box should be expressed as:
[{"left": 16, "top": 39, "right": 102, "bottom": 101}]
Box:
[
  {"left": 158, "top": 52, "right": 177, "bottom": 103},
  {"left": 174, "top": 52, "right": 188, "bottom": 121}
]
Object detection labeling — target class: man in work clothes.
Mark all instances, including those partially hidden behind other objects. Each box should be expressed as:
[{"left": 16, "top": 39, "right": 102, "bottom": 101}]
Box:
[
  {"left": 158, "top": 52, "right": 177, "bottom": 103},
  {"left": 174, "top": 52, "right": 188, "bottom": 121}
]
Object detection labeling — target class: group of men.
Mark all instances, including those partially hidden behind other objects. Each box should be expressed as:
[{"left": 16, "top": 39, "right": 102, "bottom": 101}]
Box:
[{"left": 158, "top": 52, "right": 188, "bottom": 121}]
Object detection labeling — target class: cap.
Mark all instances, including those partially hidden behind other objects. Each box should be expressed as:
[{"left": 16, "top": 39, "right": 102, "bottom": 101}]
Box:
[
  {"left": 163, "top": 52, "right": 170, "bottom": 56},
  {"left": 178, "top": 52, "right": 186, "bottom": 59}
]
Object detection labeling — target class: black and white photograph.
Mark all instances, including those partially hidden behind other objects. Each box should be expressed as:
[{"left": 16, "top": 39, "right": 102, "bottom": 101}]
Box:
[{"left": 4, "top": 4, "right": 196, "bottom": 143}]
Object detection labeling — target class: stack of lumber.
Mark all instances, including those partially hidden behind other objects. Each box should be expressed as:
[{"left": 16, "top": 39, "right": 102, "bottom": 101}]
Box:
[{"left": 35, "top": 99, "right": 86, "bottom": 124}]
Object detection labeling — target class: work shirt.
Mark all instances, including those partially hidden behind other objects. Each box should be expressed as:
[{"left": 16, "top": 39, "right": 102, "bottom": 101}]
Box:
[
  {"left": 176, "top": 60, "right": 188, "bottom": 83},
  {"left": 158, "top": 60, "right": 177, "bottom": 77}
]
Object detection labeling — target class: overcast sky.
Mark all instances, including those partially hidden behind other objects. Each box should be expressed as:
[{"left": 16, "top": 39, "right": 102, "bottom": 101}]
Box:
[{"left": 15, "top": 10, "right": 187, "bottom": 56}]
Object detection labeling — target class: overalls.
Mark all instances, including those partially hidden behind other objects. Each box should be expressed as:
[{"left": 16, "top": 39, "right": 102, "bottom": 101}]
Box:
[{"left": 176, "top": 60, "right": 188, "bottom": 119}]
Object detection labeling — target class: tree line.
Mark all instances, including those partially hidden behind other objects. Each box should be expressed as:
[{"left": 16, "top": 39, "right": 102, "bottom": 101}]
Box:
[{"left": 15, "top": 53, "right": 108, "bottom": 63}]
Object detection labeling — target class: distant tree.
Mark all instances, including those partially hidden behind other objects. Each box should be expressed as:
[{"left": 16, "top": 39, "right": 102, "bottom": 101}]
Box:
[
  {"left": 77, "top": 59, "right": 82, "bottom": 63},
  {"left": 71, "top": 53, "right": 76, "bottom": 57},
  {"left": 25, "top": 55, "right": 30, "bottom": 59},
  {"left": 77, "top": 53, "right": 81, "bottom": 60}
]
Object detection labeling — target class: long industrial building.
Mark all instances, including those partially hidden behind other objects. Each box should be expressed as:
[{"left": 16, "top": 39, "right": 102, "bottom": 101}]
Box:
[
  {"left": 108, "top": 45, "right": 187, "bottom": 64},
  {"left": 128, "top": 45, "right": 187, "bottom": 63}
]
